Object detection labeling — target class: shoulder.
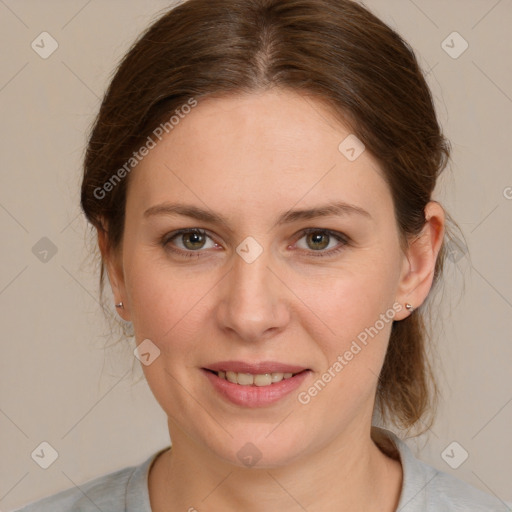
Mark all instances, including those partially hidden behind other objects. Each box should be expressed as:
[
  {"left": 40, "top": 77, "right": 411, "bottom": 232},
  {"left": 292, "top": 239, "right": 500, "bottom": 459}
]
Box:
[
  {"left": 12, "top": 448, "right": 167, "bottom": 512},
  {"left": 372, "top": 426, "right": 512, "bottom": 512},
  {"left": 426, "top": 468, "right": 512, "bottom": 510},
  {"left": 12, "top": 465, "right": 136, "bottom": 512}
]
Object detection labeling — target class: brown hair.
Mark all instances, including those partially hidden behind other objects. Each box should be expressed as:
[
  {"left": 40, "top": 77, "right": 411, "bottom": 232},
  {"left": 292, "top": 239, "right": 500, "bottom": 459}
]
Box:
[{"left": 81, "top": 0, "right": 460, "bottom": 435}]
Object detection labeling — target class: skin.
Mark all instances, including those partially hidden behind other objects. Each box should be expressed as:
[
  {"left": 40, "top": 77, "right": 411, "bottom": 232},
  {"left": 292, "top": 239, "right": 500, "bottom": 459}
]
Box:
[{"left": 99, "top": 88, "right": 445, "bottom": 511}]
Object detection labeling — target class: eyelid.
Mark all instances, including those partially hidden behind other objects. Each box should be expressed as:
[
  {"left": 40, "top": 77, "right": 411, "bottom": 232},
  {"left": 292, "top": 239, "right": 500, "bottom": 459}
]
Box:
[
  {"left": 161, "top": 227, "right": 350, "bottom": 258},
  {"left": 162, "top": 228, "right": 218, "bottom": 250},
  {"left": 295, "top": 227, "right": 348, "bottom": 243},
  {"left": 292, "top": 228, "right": 349, "bottom": 257}
]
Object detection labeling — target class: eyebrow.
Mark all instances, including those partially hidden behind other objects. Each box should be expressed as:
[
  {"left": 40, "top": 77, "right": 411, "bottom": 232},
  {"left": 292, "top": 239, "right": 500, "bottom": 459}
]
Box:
[{"left": 143, "top": 201, "right": 372, "bottom": 229}]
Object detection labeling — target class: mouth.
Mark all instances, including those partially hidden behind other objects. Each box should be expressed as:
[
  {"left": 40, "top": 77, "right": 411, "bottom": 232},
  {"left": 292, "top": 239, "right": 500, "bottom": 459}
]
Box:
[
  {"left": 202, "top": 364, "right": 311, "bottom": 407},
  {"left": 203, "top": 368, "right": 307, "bottom": 387},
  {"left": 201, "top": 360, "right": 311, "bottom": 407},
  {"left": 203, "top": 360, "right": 310, "bottom": 386}
]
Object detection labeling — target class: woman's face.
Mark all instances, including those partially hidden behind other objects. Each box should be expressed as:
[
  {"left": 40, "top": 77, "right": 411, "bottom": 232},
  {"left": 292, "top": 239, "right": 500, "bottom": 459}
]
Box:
[{"left": 109, "top": 89, "right": 415, "bottom": 467}]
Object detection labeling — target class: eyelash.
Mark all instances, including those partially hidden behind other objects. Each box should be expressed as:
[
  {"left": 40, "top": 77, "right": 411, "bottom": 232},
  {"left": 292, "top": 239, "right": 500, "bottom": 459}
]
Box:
[{"left": 160, "top": 228, "right": 350, "bottom": 259}]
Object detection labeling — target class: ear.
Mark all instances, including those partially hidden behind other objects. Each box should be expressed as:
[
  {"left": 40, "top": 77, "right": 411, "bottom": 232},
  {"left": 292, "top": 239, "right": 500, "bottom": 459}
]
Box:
[
  {"left": 97, "top": 227, "right": 131, "bottom": 322},
  {"left": 394, "top": 201, "right": 445, "bottom": 320}
]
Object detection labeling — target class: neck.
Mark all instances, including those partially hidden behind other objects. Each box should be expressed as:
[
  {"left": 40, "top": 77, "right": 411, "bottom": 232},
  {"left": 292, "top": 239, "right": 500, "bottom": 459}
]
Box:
[{"left": 149, "top": 422, "right": 403, "bottom": 512}]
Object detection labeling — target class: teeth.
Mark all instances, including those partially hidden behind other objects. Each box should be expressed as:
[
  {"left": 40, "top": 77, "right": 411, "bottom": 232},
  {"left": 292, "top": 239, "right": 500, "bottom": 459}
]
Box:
[
  {"left": 237, "top": 373, "right": 254, "bottom": 386},
  {"left": 254, "top": 374, "right": 272, "bottom": 386},
  {"left": 217, "top": 370, "right": 299, "bottom": 386},
  {"left": 226, "top": 371, "right": 237, "bottom": 383}
]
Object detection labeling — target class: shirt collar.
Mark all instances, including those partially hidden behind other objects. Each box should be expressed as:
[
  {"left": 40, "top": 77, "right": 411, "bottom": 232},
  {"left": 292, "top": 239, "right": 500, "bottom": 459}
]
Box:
[
  {"left": 371, "top": 426, "right": 438, "bottom": 510},
  {"left": 125, "top": 446, "right": 170, "bottom": 511}
]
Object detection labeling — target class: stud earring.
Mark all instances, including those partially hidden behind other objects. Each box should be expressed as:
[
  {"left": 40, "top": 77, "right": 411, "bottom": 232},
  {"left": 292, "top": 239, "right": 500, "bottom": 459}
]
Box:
[
  {"left": 405, "top": 303, "right": 414, "bottom": 312},
  {"left": 115, "top": 302, "right": 124, "bottom": 309}
]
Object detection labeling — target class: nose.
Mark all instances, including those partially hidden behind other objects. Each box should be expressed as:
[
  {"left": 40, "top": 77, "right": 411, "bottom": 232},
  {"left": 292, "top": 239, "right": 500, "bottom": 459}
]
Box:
[{"left": 215, "top": 245, "right": 290, "bottom": 343}]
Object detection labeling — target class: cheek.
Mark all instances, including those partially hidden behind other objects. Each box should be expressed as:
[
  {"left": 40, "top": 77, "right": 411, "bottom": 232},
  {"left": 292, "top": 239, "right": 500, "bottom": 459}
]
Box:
[
  {"left": 124, "top": 251, "right": 222, "bottom": 356},
  {"left": 295, "top": 252, "right": 399, "bottom": 391},
  {"left": 123, "top": 256, "right": 214, "bottom": 413},
  {"left": 306, "top": 281, "right": 394, "bottom": 366},
  {"left": 299, "top": 280, "right": 395, "bottom": 416},
  {"left": 301, "top": 252, "right": 399, "bottom": 339}
]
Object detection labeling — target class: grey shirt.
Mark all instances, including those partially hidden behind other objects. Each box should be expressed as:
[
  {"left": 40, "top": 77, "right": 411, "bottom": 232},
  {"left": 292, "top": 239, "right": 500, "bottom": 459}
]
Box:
[{"left": 13, "top": 427, "right": 511, "bottom": 511}]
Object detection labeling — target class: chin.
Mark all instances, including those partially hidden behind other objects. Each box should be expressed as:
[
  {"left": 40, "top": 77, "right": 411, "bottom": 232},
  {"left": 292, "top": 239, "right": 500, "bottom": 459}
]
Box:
[{"left": 202, "top": 427, "right": 313, "bottom": 470}]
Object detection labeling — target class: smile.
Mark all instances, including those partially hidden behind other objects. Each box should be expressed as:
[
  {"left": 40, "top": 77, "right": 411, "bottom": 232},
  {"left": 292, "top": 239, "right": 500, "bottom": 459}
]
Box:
[
  {"left": 202, "top": 366, "right": 311, "bottom": 407},
  {"left": 209, "top": 369, "right": 303, "bottom": 387}
]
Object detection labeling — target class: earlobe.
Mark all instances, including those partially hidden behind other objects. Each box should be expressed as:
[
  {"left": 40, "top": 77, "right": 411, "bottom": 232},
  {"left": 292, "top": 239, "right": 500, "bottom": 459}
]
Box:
[
  {"left": 395, "top": 201, "right": 445, "bottom": 320},
  {"left": 97, "top": 228, "right": 130, "bottom": 321}
]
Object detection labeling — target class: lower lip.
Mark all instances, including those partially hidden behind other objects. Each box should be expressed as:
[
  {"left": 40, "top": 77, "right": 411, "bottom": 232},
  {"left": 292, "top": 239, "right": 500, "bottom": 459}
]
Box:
[{"left": 202, "top": 369, "right": 310, "bottom": 408}]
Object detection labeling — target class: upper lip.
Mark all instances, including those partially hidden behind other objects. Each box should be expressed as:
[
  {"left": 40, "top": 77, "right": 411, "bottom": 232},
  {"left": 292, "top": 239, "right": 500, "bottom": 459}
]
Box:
[{"left": 204, "top": 361, "right": 309, "bottom": 374}]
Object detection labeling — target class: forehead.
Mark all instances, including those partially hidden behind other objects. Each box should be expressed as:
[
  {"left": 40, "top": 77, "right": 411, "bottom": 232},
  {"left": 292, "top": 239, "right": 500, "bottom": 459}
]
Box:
[{"left": 127, "top": 89, "right": 392, "bottom": 222}]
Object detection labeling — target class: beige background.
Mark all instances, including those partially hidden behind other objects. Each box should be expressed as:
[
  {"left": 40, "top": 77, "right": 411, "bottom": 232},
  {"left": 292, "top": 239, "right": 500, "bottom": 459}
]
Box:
[{"left": 1, "top": 0, "right": 511, "bottom": 509}]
